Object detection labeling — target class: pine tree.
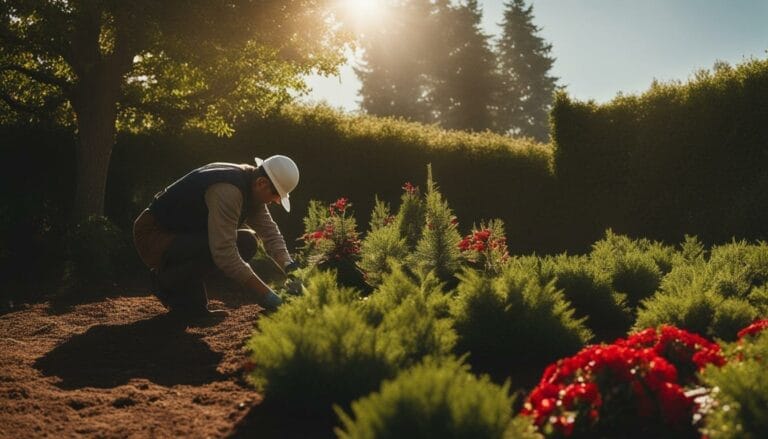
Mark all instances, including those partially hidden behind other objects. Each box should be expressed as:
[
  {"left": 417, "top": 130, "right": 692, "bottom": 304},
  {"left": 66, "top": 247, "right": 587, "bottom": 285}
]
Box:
[
  {"left": 413, "top": 165, "right": 462, "bottom": 282},
  {"left": 496, "top": 0, "right": 558, "bottom": 141},
  {"left": 428, "top": 0, "right": 498, "bottom": 132},
  {"left": 356, "top": 0, "right": 438, "bottom": 123}
]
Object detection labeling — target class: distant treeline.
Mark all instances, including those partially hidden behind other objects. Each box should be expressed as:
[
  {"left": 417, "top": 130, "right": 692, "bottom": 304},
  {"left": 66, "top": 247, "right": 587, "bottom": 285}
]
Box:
[{"left": 2, "top": 58, "right": 767, "bottom": 286}]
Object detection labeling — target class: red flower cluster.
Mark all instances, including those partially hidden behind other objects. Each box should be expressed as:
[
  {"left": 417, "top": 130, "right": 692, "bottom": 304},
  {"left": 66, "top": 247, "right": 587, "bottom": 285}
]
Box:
[
  {"left": 737, "top": 318, "right": 768, "bottom": 340},
  {"left": 459, "top": 229, "right": 501, "bottom": 252},
  {"left": 523, "top": 328, "right": 706, "bottom": 437},
  {"left": 402, "top": 181, "right": 417, "bottom": 195},
  {"left": 616, "top": 325, "right": 725, "bottom": 384},
  {"left": 302, "top": 198, "right": 361, "bottom": 260},
  {"left": 329, "top": 197, "right": 349, "bottom": 215}
]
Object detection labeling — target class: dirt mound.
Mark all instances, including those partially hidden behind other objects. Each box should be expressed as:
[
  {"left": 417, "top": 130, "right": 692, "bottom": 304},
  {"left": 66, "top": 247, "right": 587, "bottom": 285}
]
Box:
[{"left": 0, "top": 295, "right": 266, "bottom": 438}]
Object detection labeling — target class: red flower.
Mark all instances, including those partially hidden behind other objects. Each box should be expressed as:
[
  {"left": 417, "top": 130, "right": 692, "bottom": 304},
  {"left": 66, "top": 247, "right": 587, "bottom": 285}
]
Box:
[
  {"left": 737, "top": 319, "right": 768, "bottom": 340},
  {"left": 329, "top": 197, "right": 349, "bottom": 214},
  {"left": 473, "top": 229, "right": 491, "bottom": 242},
  {"left": 402, "top": 182, "right": 417, "bottom": 195},
  {"left": 522, "top": 327, "right": 705, "bottom": 437}
]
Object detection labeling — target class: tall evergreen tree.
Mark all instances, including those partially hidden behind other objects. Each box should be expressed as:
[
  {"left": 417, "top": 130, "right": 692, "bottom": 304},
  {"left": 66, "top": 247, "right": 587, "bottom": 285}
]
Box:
[
  {"left": 356, "top": 0, "right": 437, "bottom": 123},
  {"left": 429, "top": 0, "right": 497, "bottom": 132},
  {"left": 496, "top": 0, "right": 558, "bottom": 141}
]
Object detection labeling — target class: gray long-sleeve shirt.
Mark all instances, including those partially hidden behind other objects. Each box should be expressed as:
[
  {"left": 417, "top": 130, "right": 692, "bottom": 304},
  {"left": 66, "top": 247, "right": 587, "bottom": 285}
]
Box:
[{"left": 204, "top": 182, "right": 292, "bottom": 285}]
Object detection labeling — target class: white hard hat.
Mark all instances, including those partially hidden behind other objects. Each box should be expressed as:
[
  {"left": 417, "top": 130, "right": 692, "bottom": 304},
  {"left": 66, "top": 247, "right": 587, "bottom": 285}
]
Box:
[{"left": 255, "top": 155, "right": 299, "bottom": 212}]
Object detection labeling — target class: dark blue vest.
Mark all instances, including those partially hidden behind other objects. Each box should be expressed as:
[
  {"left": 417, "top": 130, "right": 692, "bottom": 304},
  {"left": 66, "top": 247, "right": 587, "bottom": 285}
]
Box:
[{"left": 149, "top": 162, "right": 255, "bottom": 233}]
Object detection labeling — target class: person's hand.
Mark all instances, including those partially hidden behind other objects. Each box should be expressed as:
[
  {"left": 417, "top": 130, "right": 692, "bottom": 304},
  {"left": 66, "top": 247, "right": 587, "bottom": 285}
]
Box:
[
  {"left": 284, "top": 260, "right": 300, "bottom": 274},
  {"left": 259, "top": 289, "right": 283, "bottom": 311},
  {"left": 284, "top": 276, "right": 304, "bottom": 295}
]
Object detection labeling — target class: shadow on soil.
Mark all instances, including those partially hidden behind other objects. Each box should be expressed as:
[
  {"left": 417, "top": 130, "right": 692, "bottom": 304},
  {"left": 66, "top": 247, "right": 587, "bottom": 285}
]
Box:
[
  {"left": 34, "top": 314, "right": 225, "bottom": 389},
  {"left": 231, "top": 400, "right": 337, "bottom": 439}
]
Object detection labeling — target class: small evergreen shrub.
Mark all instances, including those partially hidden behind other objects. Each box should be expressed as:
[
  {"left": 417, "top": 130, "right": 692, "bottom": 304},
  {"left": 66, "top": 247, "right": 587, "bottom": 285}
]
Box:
[
  {"left": 458, "top": 219, "right": 510, "bottom": 276},
  {"left": 700, "top": 329, "right": 768, "bottom": 439},
  {"left": 451, "top": 266, "right": 592, "bottom": 377},
  {"left": 395, "top": 182, "right": 425, "bottom": 250},
  {"left": 544, "top": 255, "right": 632, "bottom": 342},
  {"left": 611, "top": 254, "right": 662, "bottom": 307},
  {"left": 357, "top": 220, "right": 408, "bottom": 288},
  {"left": 634, "top": 288, "right": 757, "bottom": 341},
  {"left": 335, "top": 357, "right": 536, "bottom": 439},
  {"left": 362, "top": 266, "right": 456, "bottom": 367},
  {"left": 412, "top": 166, "right": 462, "bottom": 284},
  {"left": 299, "top": 197, "right": 365, "bottom": 288},
  {"left": 247, "top": 303, "right": 395, "bottom": 415},
  {"left": 589, "top": 230, "right": 665, "bottom": 307}
]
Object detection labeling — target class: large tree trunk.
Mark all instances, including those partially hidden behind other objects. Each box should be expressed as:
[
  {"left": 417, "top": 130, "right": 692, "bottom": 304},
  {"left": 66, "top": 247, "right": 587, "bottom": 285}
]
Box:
[{"left": 70, "top": 71, "right": 122, "bottom": 222}]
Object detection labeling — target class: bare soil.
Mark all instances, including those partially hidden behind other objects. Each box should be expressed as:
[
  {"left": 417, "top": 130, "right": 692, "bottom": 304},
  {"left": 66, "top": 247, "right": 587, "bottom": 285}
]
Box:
[{"left": 0, "top": 290, "right": 300, "bottom": 439}]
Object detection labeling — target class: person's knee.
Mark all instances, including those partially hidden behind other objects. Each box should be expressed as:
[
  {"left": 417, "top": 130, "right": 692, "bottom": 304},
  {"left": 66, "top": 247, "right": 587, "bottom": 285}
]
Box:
[{"left": 236, "top": 229, "right": 259, "bottom": 261}]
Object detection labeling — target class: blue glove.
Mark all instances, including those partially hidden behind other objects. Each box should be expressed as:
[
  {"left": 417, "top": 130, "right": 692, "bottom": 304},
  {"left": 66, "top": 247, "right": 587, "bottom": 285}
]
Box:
[
  {"left": 285, "top": 276, "right": 304, "bottom": 295},
  {"left": 259, "top": 289, "right": 283, "bottom": 311},
  {"left": 284, "top": 260, "right": 300, "bottom": 274}
]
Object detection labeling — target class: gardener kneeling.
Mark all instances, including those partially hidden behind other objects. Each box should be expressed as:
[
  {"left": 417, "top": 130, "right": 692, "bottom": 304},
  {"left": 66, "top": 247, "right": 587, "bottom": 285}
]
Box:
[{"left": 133, "top": 156, "right": 299, "bottom": 321}]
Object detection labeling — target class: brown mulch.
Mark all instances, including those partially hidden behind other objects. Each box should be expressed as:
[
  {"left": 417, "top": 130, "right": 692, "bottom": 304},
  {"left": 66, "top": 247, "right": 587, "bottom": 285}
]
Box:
[{"left": 0, "top": 293, "right": 285, "bottom": 439}]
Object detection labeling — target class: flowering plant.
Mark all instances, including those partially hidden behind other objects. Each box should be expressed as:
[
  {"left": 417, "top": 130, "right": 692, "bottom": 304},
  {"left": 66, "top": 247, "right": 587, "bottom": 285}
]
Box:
[
  {"left": 458, "top": 220, "right": 509, "bottom": 275},
  {"left": 522, "top": 327, "right": 713, "bottom": 438},
  {"left": 736, "top": 318, "right": 768, "bottom": 340},
  {"left": 616, "top": 325, "right": 725, "bottom": 385},
  {"left": 301, "top": 198, "right": 361, "bottom": 265}
]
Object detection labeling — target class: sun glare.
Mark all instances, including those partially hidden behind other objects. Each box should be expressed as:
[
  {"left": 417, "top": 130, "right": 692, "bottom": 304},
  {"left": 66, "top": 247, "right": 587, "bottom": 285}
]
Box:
[{"left": 341, "top": 0, "right": 383, "bottom": 24}]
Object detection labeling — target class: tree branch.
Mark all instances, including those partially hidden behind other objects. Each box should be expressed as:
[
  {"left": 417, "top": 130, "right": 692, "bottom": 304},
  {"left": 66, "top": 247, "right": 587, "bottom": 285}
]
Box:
[
  {"left": 0, "top": 63, "right": 71, "bottom": 90},
  {"left": 0, "top": 92, "right": 42, "bottom": 115}
]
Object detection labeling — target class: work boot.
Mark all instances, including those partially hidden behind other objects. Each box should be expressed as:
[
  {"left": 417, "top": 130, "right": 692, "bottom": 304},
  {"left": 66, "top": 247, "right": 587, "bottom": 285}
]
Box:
[
  {"left": 167, "top": 305, "right": 229, "bottom": 326},
  {"left": 149, "top": 269, "right": 172, "bottom": 309}
]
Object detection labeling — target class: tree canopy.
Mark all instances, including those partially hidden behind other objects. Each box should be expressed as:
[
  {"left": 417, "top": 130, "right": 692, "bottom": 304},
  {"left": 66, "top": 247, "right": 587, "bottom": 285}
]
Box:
[{"left": 1, "top": 0, "right": 351, "bottom": 218}]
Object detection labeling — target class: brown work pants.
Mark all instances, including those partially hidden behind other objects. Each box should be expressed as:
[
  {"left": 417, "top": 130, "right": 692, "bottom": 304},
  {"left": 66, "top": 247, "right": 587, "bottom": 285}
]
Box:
[{"left": 133, "top": 209, "right": 258, "bottom": 310}]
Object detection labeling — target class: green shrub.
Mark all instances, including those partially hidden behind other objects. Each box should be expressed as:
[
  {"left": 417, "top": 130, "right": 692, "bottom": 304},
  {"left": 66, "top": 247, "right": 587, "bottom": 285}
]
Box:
[
  {"left": 451, "top": 266, "right": 592, "bottom": 378},
  {"left": 335, "top": 357, "right": 537, "bottom": 439},
  {"left": 553, "top": 58, "right": 768, "bottom": 246},
  {"left": 611, "top": 254, "right": 662, "bottom": 307},
  {"left": 707, "top": 241, "right": 768, "bottom": 297},
  {"left": 248, "top": 303, "right": 395, "bottom": 415},
  {"left": 589, "top": 230, "right": 665, "bottom": 307},
  {"left": 634, "top": 288, "right": 757, "bottom": 341},
  {"left": 544, "top": 255, "right": 632, "bottom": 341},
  {"left": 362, "top": 266, "right": 456, "bottom": 366},
  {"left": 412, "top": 166, "right": 462, "bottom": 284},
  {"left": 700, "top": 331, "right": 768, "bottom": 439},
  {"left": 357, "top": 223, "right": 408, "bottom": 288}
]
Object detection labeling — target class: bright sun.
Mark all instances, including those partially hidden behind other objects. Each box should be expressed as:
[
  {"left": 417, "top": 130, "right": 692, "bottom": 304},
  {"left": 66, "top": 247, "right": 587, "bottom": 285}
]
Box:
[{"left": 342, "top": 0, "right": 383, "bottom": 22}]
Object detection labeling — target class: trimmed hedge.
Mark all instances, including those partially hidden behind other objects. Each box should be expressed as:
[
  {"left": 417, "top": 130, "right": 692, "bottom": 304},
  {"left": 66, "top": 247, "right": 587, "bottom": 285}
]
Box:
[{"left": 552, "top": 58, "right": 768, "bottom": 248}]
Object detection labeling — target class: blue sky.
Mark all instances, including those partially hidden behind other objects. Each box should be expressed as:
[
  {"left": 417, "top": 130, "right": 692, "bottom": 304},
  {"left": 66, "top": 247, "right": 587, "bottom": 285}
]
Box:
[{"left": 302, "top": 0, "right": 768, "bottom": 111}]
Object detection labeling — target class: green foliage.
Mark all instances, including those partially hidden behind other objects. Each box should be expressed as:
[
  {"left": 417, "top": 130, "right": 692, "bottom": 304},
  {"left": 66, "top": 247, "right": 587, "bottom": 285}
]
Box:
[
  {"left": 552, "top": 57, "right": 768, "bottom": 247},
  {"left": 248, "top": 268, "right": 456, "bottom": 417},
  {"left": 335, "top": 357, "right": 535, "bottom": 439},
  {"left": 590, "top": 230, "right": 666, "bottom": 307},
  {"left": 395, "top": 184, "right": 426, "bottom": 251},
  {"left": 369, "top": 196, "right": 394, "bottom": 232},
  {"left": 413, "top": 166, "right": 463, "bottom": 283},
  {"left": 451, "top": 266, "right": 592, "bottom": 377},
  {"left": 299, "top": 198, "right": 363, "bottom": 288},
  {"left": 362, "top": 266, "right": 456, "bottom": 366},
  {"left": 458, "top": 219, "right": 510, "bottom": 276},
  {"left": 496, "top": 0, "right": 558, "bottom": 141},
  {"left": 700, "top": 332, "right": 768, "bottom": 439},
  {"left": 357, "top": 225, "right": 409, "bottom": 288},
  {"left": 637, "top": 240, "right": 768, "bottom": 340},
  {"left": 542, "top": 254, "right": 632, "bottom": 341},
  {"left": 248, "top": 303, "right": 395, "bottom": 414},
  {"left": 634, "top": 289, "right": 757, "bottom": 341}
]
